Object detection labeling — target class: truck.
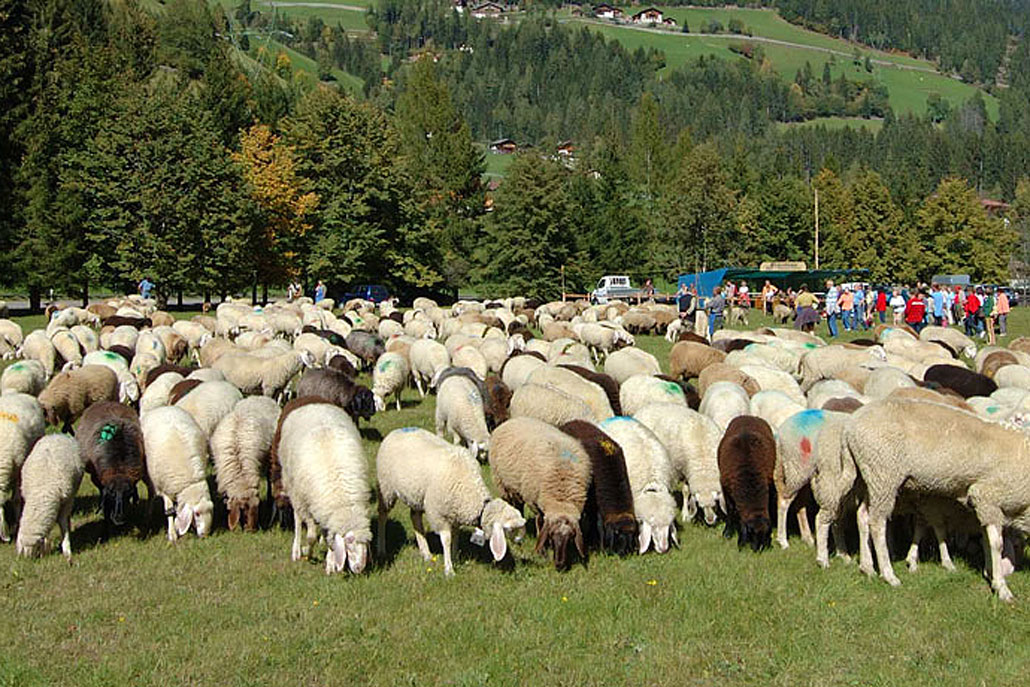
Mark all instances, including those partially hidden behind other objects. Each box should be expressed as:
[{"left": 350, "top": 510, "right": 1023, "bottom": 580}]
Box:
[{"left": 591, "top": 275, "right": 641, "bottom": 304}]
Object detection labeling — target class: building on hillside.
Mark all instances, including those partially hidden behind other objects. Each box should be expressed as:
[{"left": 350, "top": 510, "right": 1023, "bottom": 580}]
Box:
[
  {"left": 490, "top": 138, "right": 518, "bottom": 154},
  {"left": 981, "top": 198, "right": 1011, "bottom": 216},
  {"left": 470, "top": 2, "right": 505, "bottom": 18},
  {"left": 630, "top": 7, "right": 663, "bottom": 24},
  {"left": 452, "top": 0, "right": 467, "bottom": 12},
  {"left": 662, "top": 17, "right": 677, "bottom": 27},
  {"left": 593, "top": 4, "right": 623, "bottom": 20},
  {"left": 556, "top": 140, "right": 574, "bottom": 158}
]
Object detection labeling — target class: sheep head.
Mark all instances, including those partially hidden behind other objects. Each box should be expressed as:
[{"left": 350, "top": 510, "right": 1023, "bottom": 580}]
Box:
[
  {"left": 480, "top": 498, "right": 526, "bottom": 563},
  {"left": 635, "top": 490, "right": 678, "bottom": 554},
  {"left": 739, "top": 514, "right": 772, "bottom": 552},
  {"left": 535, "top": 514, "right": 585, "bottom": 571},
  {"left": 176, "top": 482, "right": 214, "bottom": 538},
  {"left": 326, "top": 531, "right": 369, "bottom": 574},
  {"left": 101, "top": 478, "right": 140, "bottom": 527},
  {"left": 601, "top": 511, "right": 638, "bottom": 556}
]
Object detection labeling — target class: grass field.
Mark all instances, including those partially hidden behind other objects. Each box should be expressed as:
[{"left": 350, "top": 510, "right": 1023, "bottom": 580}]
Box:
[
  {"left": 777, "top": 116, "right": 885, "bottom": 133},
  {"left": 483, "top": 150, "right": 516, "bottom": 178},
  {"left": 260, "top": 2, "right": 372, "bottom": 32},
  {"left": 250, "top": 36, "right": 365, "bottom": 94},
  {"left": 1, "top": 305, "right": 1029, "bottom": 684}
]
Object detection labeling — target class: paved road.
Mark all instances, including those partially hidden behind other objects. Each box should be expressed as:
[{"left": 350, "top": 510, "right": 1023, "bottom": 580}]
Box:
[
  {"left": 2, "top": 296, "right": 209, "bottom": 312},
  {"left": 265, "top": 2, "right": 367, "bottom": 11}
]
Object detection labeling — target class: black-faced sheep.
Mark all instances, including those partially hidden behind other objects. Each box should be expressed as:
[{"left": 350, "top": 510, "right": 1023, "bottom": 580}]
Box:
[
  {"left": 345, "top": 331, "right": 386, "bottom": 369},
  {"left": 559, "top": 420, "right": 637, "bottom": 555},
  {"left": 923, "top": 364, "right": 997, "bottom": 399},
  {"left": 75, "top": 401, "right": 149, "bottom": 537},
  {"left": 717, "top": 415, "right": 777, "bottom": 552}
]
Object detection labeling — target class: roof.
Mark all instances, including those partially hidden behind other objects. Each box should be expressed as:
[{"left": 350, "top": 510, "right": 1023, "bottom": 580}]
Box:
[
  {"left": 489, "top": 138, "right": 516, "bottom": 146},
  {"left": 678, "top": 267, "right": 870, "bottom": 297}
]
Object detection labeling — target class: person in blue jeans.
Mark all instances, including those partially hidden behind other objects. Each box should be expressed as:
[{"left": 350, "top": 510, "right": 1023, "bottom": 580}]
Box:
[
  {"left": 138, "top": 277, "right": 154, "bottom": 300},
  {"left": 707, "top": 286, "right": 726, "bottom": 339},
  {"left": 314, "top": 280, "right": 327, "bottom": 303},
  {"left": 824, "top": 280, "right": 840, "bottom": 337}
]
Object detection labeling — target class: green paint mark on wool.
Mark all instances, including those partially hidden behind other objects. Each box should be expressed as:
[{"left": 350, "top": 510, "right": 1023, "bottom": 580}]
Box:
[
  {"left": 662, "top": 381, "right": 684, "bottom": 397},
  {"left": 98, "top": 423, "right": 118, "bottom": 443},
  {"left": 378, "top": 360, "right": 393, "bottom": 372},
  {"left": 9, "top": 362, "right": 26, "bottom": 371}
]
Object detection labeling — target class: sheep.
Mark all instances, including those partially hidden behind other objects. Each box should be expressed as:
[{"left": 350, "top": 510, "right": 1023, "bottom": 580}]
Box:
[
  {"left": 488, "top": 417, "right": 591, "bottom": 570},
  {"left": 213, "top": 350, "right": 314, "bottom": 399},
  {"left": 862, "top": 367, "right": 917, "bottom": 400},
  {"left": 920, "top": 326, "right": 977, "bottom": 359},
  {"left": 277, "top": 402, "right": 371, "bottom": 574},
  {"left": 19, "top": 330, "right": 57, "bottom": 379},
  {"left": 1, "top": 360, "right": 46, "bottom": 396},
  {"left": 198, "top": 338, "right": 239, "bottom": 367},
  {"left": 0, "top": 319, "right": 23, "bottom": 357},
  {"left": 141, "top": 406, "right": 214, "bottom": 541},
  {"left": 14, "top": 435, "right": 83, "bottom": 558},
  {"left": 69, "top": 325, "right": 99, "bottom": 355},
  {"left": 526, "top": 366, "right": 613, "bottom": 422},
  {"left": 717, "top": 415, "right": 776, "bottom": 551},
  {"left": 376, "top": 428, "right": 525, "bottom": 576},
  {"left": 81, "top": 350, "right": 141, "bottom": 404},
  {"left": 749, "top": 390, "right": 806, "bottom": 431},
  {"left": 736, "top": 365, "right": 805, "bottom": 406},
  {"left": 435, "top": 375, "right": 491, "bottom": 458},
  {"left": 772, "top": 303, "right": 792, "bottom": 323},
  {"left": 37, "top": 365, "right": 119, "bottom": 432},
  {"left": 994, "top": 364, "right": 1030, "bottom": 392},
  {"left": 669, "top": 341, "right": 726, "bottom": 380},
  {"left": 211, "top": 396, "right": 281, "bottom": 532},
  {"left": 135, "top": 330, "right": 168, "bottom": 365},
  {"left": 699, "top": 381, "right": 751, "bottom": 432},
  {"left": 620, "top": 310, "right": 657, "bottom": 335},
  {"left": 295, "top": 368, "right": 376, "bottom": 426},
  {"left": 173, "top": 380, "right": 244, "bottom": 438},
  {"left": 809, "top": 417, "right": 857, "bottom": 568},
  {"left": 409, "top": 339, "right": 451, "bottom": 397},
  {"left": 604, "top": 347, "right": 662, "bottom": 385},
  {"left": 500, "top": 352, "right": 547, "bottom": 391},
  {"left": 345, "top": 331, "right": 385, "bottom": 369},
  {"left": 478, "top": 336, "right": 520, "bottom": 374},
  {"left": 619, "top": 374, "right": 688, "bottom": 416},
  {"left": 579, "top": 323, "right": 633, "bottom": 361},
  {"left": 451, "top": 345, "right": 488, "bottom": 381},
  {"left": 140, "top": 371, "right": 184, "bottom": 414},
  {"left": 558, "top": 365, "right": 622, "bottom": 416},
  {"left": 844, "top": 399, "right": 1030, "bottom": 600},
  {"left": 697, "top": 363, "right": 761, "bottom": 398},
  {"left": 327, "top": 353, "right": 360, "bottom": 380},
  {"left": 509, "top": 382, "right": 594, "bottom": 427},
  {"left": 799, "top": 345, "right": 887, "bottom": 392},
  {"left": 632, "top": 403, "right": 720, "bottom": 527},
  {"left": 547, "top": 339, "right": 593, "bottom": 368},
  {"left": 75, "top": 401, "right": 149, "bottom": 537},
  {"left": 773, "top": 409, "right": 848, "bottom": 550},
  {"left": 980, "top": 350, "right": 1018, "bottom": 379},
  {"left": 597, "top": 416, "right": 678, "bottom": 554},
  {"left": 923, "top": 364, "right": 996, "bottom": 399},
  {"left": 890, "top": 386, "right": 972, "bottom": 411},
  {"left": 805, "top": 379, "right": 864, "bottom": 410},
  {"left": 0, "top": 393, "right": 46, "bottom": 542},
  {"left": 371, "top": 351, "right": 410, "bottom": 412}
]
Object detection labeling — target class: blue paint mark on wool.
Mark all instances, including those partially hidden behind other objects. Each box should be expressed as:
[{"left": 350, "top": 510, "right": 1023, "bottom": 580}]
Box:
[
  {"left": 559, "top": 449, "right": 579, "bottom": 463},
  {"left": 398, "top": 426, "right": 419, "bottom": 433},
  {"left": 601, "top": 416, "right": 634, "bottom": 427},
  {"left": 791, "top": 409, "right": 825, "bottom": 435}
]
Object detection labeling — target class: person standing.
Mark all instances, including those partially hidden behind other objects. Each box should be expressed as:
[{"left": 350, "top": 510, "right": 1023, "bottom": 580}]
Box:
[
  {"left": 824, "top": 280, "right": 840, "bottom": 337},
  {"left": 314, "top": 280, "right": 327, "bottom": 303},
  {"left": 983, "top": 288, "right": 997, "bottom": 345},
  {"left": 889, "top": 288, "right": 906, "bottom": 325},
  {"left": 839, "top": 286, "right": 854, "bottom": 331},
  {"left": 930, "top": 284, "right": 945, "bottom": 326},
  {"left": 996, "top": 288, "right": 1011, "bottom": 336},
  {"left": 853, "top": 284, "right": 866, "bottom": 330},
  {"left": 905, "top": 290, "right": 928, "bottom": 334},
  {"left": 677, "top": 283, "right": 696, "bottom": 321},
  {"left": 725, "top": 281, "right": 737, "bottom": 306},
  {"left": 738, "top": 281, "right": 750, "bottom": 308},
  {"left": 706, "top": 286, "right": 726, "bottom": 338},
  {"left": 876, "top": 288, "right": 888, "bottom": 323},
  {"left": 138, "top": 276, "right": 155, "bottom": 300},
  {"left": 761, "top": 280, "right": 777, "bottom": 314},
  {"left": 964, "top": 287, "right": 980, "bottom": 337}
]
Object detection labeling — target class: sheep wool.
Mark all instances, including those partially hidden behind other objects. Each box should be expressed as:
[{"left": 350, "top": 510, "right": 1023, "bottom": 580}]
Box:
[
  {"left": 213, "top": 350, "right": 314, "bottom": 399},
  {"left": 15, "top": 434, "right": 83, "bottom": 558},
  {"left": 698, "top": 381, "right": 750, "bottom": 432},
  {"left": 619, "top": 374, "right": 687, "bottom": 417},
  {"left": 717, "top": 415, "right": 777, "bottom": 552},
  {"left": 140, "top": 372, "right": 185, "bottom": 415},
  {"left": 141, "top": 406, "right": 214, "bottom": 541},
  {"left": 509, "top": 382, "right": 594, "bottom": 427},
  {"left": 278, "top": 403, "right": 371, "bottom": 574},
  {"left": 211, "top": 396, "right": 281, "bottom": 532},
  {"left": 435, "top": 375, "right": 491, "bottom": 458},
  {"left": 409, "top": 339, "right": 450, "bottom": 398},
  {"left": 173, "top": 380, "right": 244, "bottom": 438},
  {"left": 598, "top": 416, "right": 678, "bottom": 554},
  {"left": 1, "top": 360, "right": 47, "bottom": 397},
  {"left": 603, "top": 347, "right": 661, "bottom": 385},
  {"left": 0, "top": 393, "right": 46, "bottom": 542},
  {"left": 37, "top": 364, "right": 119, "bottom": 431},
  {"left": 500, "top": 353, "right": 546, "bottom": 392},
  {"left": 748, "top": 390, "right": 806, "bottom": 431},
  {"left": 526, "top": 365, "right": 614, "bottom": 422},
  {"left": 371, "top": 351, "right": 410, "bottom": 412},
  {"left": 376, "top": 427, "right": 524, "bottom": 576}
]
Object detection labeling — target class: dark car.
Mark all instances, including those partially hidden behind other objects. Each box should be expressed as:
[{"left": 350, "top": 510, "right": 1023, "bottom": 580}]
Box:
[{"left": 340, "top": 284, "right": 390, "bottom": 304}]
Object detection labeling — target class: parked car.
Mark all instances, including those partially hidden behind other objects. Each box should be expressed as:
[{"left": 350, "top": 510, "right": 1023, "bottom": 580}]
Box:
[
  {"left": 340, "top": 284, "right": 390, "bottom": 304},
  {"left": 591, "top": 275, "right": 641, "bottom": 304}
]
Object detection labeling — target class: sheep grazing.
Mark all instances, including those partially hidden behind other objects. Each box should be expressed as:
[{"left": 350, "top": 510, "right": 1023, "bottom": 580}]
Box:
[
  {"left": 0, "top": 393, "right": 46, "bottom": 542},
  {"left": 482, "top": 374, "right": 512, "bottom": 429},
  {"left": 19, "top": 330, "right": 57, "bottom": 378},
  {"left": 75, "top": 401, "right": 149, "bottom": 537},
  {"left": 15, "top": 435, "right": 84, "bottom": 558},
  {"left": 435, "top": 374, "right": 491, "bottom": 458},
  {"left": 211, "top": 396, "right": 281, "bottom": 532},
  {"left": 277, "top": 402, "right": 371, "bottom": 574},
  {"left": 409, "top": 339, "right": 450, "bottom": 398},
  {"left": 699, "top": 381, "right": 751, "bottom": 432},
  {"left": 923, "top": 364, "right": 997, "bottom": 399},
  {"left": 844, "top": 399, "right": 1030, "bottom": 601},
  {"left": 603, "top": 347, "right": 661, "bottom": 385},
  {"left": 717, "top": 415, "right": 777, "bottom": 552},
  {"left": 1, "top": 360, "right": 47, "bottom": 397},
  {"left": 598, "top": 416, "right": 678, "bottom": 554},
  {"left": 144, "top": 364, "right": 195, "bottom": 389},
  {"left": 799, "top": 345, "right": 887, "bottom": 392},
  {"left": 500, "top": 351, "right": 546, "bottom": 391},
  {"left": 327, "top": 353, "right": 359, "bottom": 380},
  {"left": 489, "top": 417, "right": 591, "bottom": 570},
  {"left": 669, "top": 341, "right": 726, "bottom": 380},
  {"left": 213, "top": 350, "right": 314, "bottom": 400},
  {"left": 345, "top": 331, "right": 385, "bottom": 369},
  {"left": 451, "top": 345, "right": 489, "bottom": 381},
  {"left": 173, "top": 380, "right": 244, "bottom": 438},
  {"left": 295, "top": 368, "right": 376, "bottom": 426},
  {"left": 558, "top": 365, "right": 622, "bottom": 416},
  {"left": 37, "top": 364, "right": 119, "bottom": 432},
  {"left": 371, "top": 351, "right": 410, "bottom": 412},
  {"left": 526, "top": 365, "right": 614, "bottom": 422},
  {"left": 510, "top": 382, "right": 594, "bottom": 427},
  {"left": 141, "top": 406, "right": 214, "bottom": 541},
  {"left": 619, "top": 374, "right": 688, "bottom": 416},
  {"left": 376, "top": 428, "right": 525, "bottom": 576},
  {"left": 559, "top": 420, "right": 637, "bottom": 555},
  {"left": 697, "top": 363, "right": 760, "bottom": 398}
]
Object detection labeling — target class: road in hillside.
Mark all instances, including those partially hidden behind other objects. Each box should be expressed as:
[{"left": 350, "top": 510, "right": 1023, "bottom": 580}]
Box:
[
  {"left": 573, "top": 19, "right": 954, "bottom": 77},
  {"left": 265, "top": 2, "right": 368, "bottom": 11}
]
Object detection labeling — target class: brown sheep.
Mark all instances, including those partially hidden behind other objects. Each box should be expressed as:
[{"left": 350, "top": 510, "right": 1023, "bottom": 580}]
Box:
[
  {"left": 38, "top": 365, "right": 119, "bottom": 432},
  {"left": 717, "top": 415, "right": 776, "bottom": 552},
  {"left": 151, "top": 311, "right": 175, "bottom": 328},
  {"left": 1008, "top": 336, "right": 1030, "bottom": 355},
  {"left": 145, "top": 364, "right": 195, "bottom": 389},
  {"left": 669, "top": 341, "right": 726, "bottom": 380},
  {"left": 820, "top": 397, "right": 864, "bottom": 413},
  {"left": 697, "top": 363, "right": 761, "bottom": 398},
  {"left": 651, "top": 310, "right": 677, "bottom": 335},
  {"left": 167, "top": 378, "right": 203, "bottom": 406},
  {"left": 483, "top": 374, "right": 513, "bottom": 429},
  {"left": 980, "top": 350, "right": 1019, "bottom": 379},
  {"left": 676, "top": 331, "right": 710, "bottom": 345},
  {"left": 295, "top": 368, "right": 376, "bottom": 426},
  {"left": 87, "top": 303, "right": 118, "bottom": 321},
  {"left": 542, "top": 321, "right": 576, "bottom": 341}
]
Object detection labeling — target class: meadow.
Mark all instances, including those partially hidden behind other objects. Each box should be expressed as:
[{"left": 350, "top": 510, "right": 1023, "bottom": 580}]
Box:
[{"left": 1, "top": 304, "right": 1029, "bottom": 685}]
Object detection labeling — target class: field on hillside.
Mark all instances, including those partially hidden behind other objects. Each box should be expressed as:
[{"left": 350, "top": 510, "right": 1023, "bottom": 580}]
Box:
[
  {"left": 2, "top": 306, "right": 1029, "bottom": 685},
  {"left": 777, "top": 116, "right": 885, "bottom": 133}
]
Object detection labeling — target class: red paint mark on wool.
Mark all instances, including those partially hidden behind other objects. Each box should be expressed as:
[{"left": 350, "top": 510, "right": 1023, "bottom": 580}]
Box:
[{"left": 800, "top": 437, "right": 812, "bottom": 465}]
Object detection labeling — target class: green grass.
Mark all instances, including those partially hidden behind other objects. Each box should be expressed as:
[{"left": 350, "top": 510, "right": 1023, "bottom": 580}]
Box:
[
  {"left": 777, "top": 116, "right": 884, "bottom": 133},
  {"left": 2, "top": 308, "right": 1030, "bottom": 684},
  {"left": 250, "top": 36, "right": 364, "bottom": 94},
  {"left": 262, "top": 4, "right": 372, "bottom": 32},
  {"left": 483, "top": 149, "right": 517, "bottom": 178}
]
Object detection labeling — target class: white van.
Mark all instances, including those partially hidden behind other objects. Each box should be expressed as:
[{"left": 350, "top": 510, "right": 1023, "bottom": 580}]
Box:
[{"left": 591, "top": 275, "right": 639, "bottom": 304}]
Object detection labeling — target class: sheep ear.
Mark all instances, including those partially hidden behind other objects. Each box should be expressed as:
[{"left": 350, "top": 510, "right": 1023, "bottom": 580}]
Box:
[
  {"left": 670, "top": 525, "right": 680, "bottom": 548},
  {"left": 684, "top": 494, "right": 698, "bottom": 521},
  {"left": 638, "top": 521, "right": 653, "bottom": 555},
  {"left": 490, "top": 522, "right": 507, "bottom": 562},
  {"left": 175, "top": 505, "right": 194, "bottom": 536},
  {"left": 326, "top": 534, "right": 347, "bottom": 574},
  {"left": 344, "top": 532, "right": 367, "bottom": 574},
  {"left": 574, "top": 523, "right": 585, "bottom": 558}
]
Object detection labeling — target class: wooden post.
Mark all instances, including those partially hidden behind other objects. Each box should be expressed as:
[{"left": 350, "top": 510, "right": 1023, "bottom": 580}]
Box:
[
  {"left": 561, "top": 264, "right": 566, "bottom": 302},
  {"left": 814, "top": 187, "right": 820, "bottom": 270}
]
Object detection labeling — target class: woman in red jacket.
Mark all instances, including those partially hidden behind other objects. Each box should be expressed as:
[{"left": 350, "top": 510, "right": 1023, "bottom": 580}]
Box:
[
  {"left": 875, "top": 289, "right": 888, "bottom": 323},
  {"left": 904, "top": 290, "right": 928, "bottom": 333}
]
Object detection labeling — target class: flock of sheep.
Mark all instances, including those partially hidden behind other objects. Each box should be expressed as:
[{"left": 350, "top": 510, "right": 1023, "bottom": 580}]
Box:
[{"left": 0, "top": 294, "right": 1028, "bottom": 601}]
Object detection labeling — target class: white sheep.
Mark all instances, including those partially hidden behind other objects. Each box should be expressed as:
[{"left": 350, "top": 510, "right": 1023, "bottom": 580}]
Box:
[
  {"left": 1, "top": 360, "right": 47, "bottom": 396},
  {"left": 736, "top": 365, "right": 806, "bottom": 406},
  {"left": 105, "top": 325, "right": 140, "bottom": 351},
  {"left": 69, "top": 325, "right": 99, "bottom": 355},
  {"left": 634, "top": 402, "right": 723, "bottom": 526},
  {"left": 919, "top": 325, "right": 976, "bottom": 359},
  {"left": 862, "top": 366, "right": 916, "bottom": 400},
  {"left": 409, "top": 339, "right": 450, "bottom": 398},
  {"left": 371, "top": 351, "right": 410, "bottom": 412},
  {"left": 799, "top": 345, "right": 887, "bottom": 392},
  {"left": 81, "top": 350, "right": 140, "bottom": 403},
  {"left": 619, "top": 374, "right": 687, "bottom": 417},
  {"left": 805, "top": 379, "right": 864, "bottom": 410},
  {"left": 18, "top": 331, "right": 57, "bottom": 379},
  {"left": 500, "top": 353, "right": 546, "bottom": 391},
  {"left": 0, "top": 393, "right": 46, "bottom": 541},
  {"left": 211, "top": 396, "right": 281, "bottom": 531},
  {"left": 0, "top": 319, "right": 24, "bottom": 359},
  {"left": 435, "top": 375, "right": 491, "bottom": 457},
  {"left": 174, "top": 380, "right": 244, "bottom": 438},
  {"left": 598, "top": 416, "right": 678, "bottom": 553},
  {"left": 140, "top": 371, "right": 185, "bottom": 415},
  {"left": 187, "top": 368, "right": 226, "bottom": 383},
  {"left": 141, "top": 406, "right": 214, "bottom": 541},
  {"left": 748, "top": 390, "right": 806, "bottom": 431},
  {"left": 277, "top": 403, "right": 371, "bottom": 574},
  {"left": 526, "top": 366, "right": 613, "bottom": 422},
  {"left": 451, "top": 345, "right": 488, "bottom": 381},
  {"left": 478, "top": 336, "right": 518, "bottom": 374},
  {"left": 579, "top": 322, "right": 634, "bottom": 361},
  {"left": 376, "top": 427, "right": 525, "bottom": 576},
  {"left": 213, "top": 349, "right": 314, "bottom": 399},
  {"left": 604, "top": 347, "right": 661, "bottom": 385},
  {"left": 698, "top": 381, "right": 750, "bottom": 432},
  {"left": 509, "top": 382, "right": 594, "bottom": 427},
  {"left": 994, "top": 364, "right": 1030, "bottom": 391},
  {"left": 15, "top": 434, "right": 83, "bottom": 558}
]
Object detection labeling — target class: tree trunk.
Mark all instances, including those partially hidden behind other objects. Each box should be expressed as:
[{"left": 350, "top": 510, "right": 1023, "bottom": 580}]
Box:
[
  {"left": 29, "top": 285, "right": 41, "bottom": 314},
  {"left": 177, "top": 289, "right": 183, "bottom": 307},
  {"left": 262, "top": 283, "right": 269, "bottom": 304},
  {"left": 251, "top": 276, "right": 258, "bottom": 306},
  {"left": 81, "top": 278, "right": 89, "bottom": 308}
]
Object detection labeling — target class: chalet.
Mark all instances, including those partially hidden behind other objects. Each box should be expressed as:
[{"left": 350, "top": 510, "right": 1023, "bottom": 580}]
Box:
[
  {"left": 662, "top": 17, "right": 677, "bottom": 27},
  {"left": 490, "top": 138, "right": 518, "bottom": 154},
  {"left": 470, "top": 2, "right": 504, "bottom": 18},
  {"left": 452, "top": 0, "right": 467, "bottom": 13},
  {"left": 556, "top": 140, "right": 574, "bottom": 158},
  {"left": 981, "top": 198, "right": 1011, "bottom": 216},
  {"left": 593, "top": 4, "right": 623, "bottom": 20},
  {"left": 630, "top": 7, "right": 663, "bottom": 24}
]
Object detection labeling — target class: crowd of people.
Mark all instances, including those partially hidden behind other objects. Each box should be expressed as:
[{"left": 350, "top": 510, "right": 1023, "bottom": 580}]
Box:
[{"left": 675, "top": 277, "right": 1014, "bottom": 343}]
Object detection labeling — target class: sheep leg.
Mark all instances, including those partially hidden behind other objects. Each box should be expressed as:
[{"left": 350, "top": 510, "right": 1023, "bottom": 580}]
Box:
[
  {"left": 58, "top": 498, "right": 74, "bottom": 559},
  {"left": 930, "top": 522, "right": 955, "bottom": 572},
  {"left": 410, "top": 510, "right": 432, "bottom": 561},
  {"left": 394, "top": 390, "right": 402, "bottom": 412},
  {"left": 376, "top": 497, "right": 389, "bottom": 560},
  {"left": 906, "top": 519, "right": 925, "bottom": 572},
  {"left": 776, "top": 493, "right": 794, "bottom": 549},
  {"left": 291, "top": 516, "right": 304, "bottom": 561},
  {"left": 832, "top": 521, "right": 851, "bottom": 562},
  {"left": 857, "top": 501, "right": 874, "bottom": 577},
  {"left": 0, "top": 498, "right": 8, "bottom": 543},
  {"left": 986, "top": 524, "right": 1014, "bottom": 602},
  {"left": 870, "top": 513, "right": 900, "bottom": 586},
  {"left": 161, "top": 495, "right": 178, "bottom": 542},
  {"left": 797, "top": 507, "right": 814, "bottom": 546},
  {"left": 439, "top": 527, "right": 455, "bottom": 577},
  {"left": 414, "top": 374, "right": 425, "bottom": 399},
  {"left": 815, "top": 509, "right": 833, "bottom": 568},
  {"left": 303, "top": 519, "right": 318, "bottom": 558}
]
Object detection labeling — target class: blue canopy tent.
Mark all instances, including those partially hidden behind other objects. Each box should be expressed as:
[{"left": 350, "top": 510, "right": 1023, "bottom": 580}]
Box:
[{"left": 677, "top": 267, "right": 870, "bottom": 298}]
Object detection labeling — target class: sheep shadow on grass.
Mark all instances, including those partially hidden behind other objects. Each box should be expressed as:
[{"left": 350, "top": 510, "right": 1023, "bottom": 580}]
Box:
[{"left": 358, "top": 426, "right": 382, "bottom": 442}]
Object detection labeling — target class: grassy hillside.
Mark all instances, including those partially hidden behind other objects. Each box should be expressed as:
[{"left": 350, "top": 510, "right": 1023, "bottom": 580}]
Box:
[
  {"left": 259, "top": 1, "right": 372, "bottom": 32},
  {"left": 777, "top": 116, "right": 885, "bottom": 133}
]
